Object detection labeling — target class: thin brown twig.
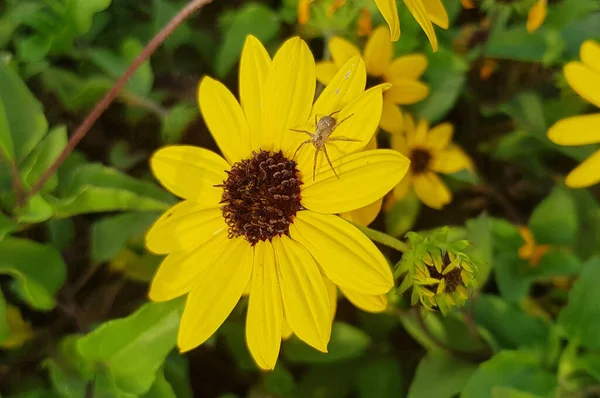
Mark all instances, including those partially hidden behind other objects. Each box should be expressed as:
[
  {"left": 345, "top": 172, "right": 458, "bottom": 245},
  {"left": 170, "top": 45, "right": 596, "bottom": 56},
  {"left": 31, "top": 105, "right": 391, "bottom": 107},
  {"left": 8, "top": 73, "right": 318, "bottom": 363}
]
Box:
[
  {"left": 9, "top": 160, "right": 25, "bottom": 207},
  {"left": 27, "top": 0, "right": 214, "bottom": 199}
]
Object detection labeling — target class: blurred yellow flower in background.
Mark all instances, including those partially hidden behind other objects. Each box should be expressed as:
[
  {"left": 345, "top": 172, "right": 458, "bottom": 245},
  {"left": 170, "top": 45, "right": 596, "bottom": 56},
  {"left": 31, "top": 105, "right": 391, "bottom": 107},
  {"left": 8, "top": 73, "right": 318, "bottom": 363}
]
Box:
[
  {"left": 460, "top": 0, "right": 475, "bottom": 9},
  {"left": 145, "top": 35, "right": 409, "bottom": 370},
  {"left": 547, "top": 40, "right": 600, "bottom": 188},
  {"left": 392, "top": 115, "right": 473, "bottom": 209},
  {"left": 527, "top": 0, "right": 547, "bottom": 33},
  {"left": 518, "top": 227, "right": 550, "bottom": 267},
  {"left": 374, "top": 0, "right": 449, "bottom": 51},
  {"left": 317, "top": 26, "right": 429, "bottom": 134}
]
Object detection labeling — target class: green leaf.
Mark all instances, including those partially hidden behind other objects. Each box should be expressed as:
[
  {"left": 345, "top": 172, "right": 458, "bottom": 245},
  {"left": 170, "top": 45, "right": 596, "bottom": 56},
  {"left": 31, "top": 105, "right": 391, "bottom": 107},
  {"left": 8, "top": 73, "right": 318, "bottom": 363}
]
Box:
[
  {"left": 160, "top": 103, "right": 198, "bottom": 144},
  {"left": 0, "top": 290, "right": 8, "bottom": 342},
  {"left": 142, "top": 367, "right": 176, "bottom": 398},
  {"left": 570, "top": 188, "right": 600, "bottom": 259},
  {"left": 465, "top": 213, "right": 493, "bottom": 285},
  {"left": 558, "top": 257, "right": 600, "bottom": 349},
  {"left": 0, "top": 2, "right": 43, "bottom": 48},
  {"left": 91, "top": 212, "right": 160, "bottom": 263},
  {"left": 40, "top": 68, "right": 113, "bottom": 112},
  {"left": 408, "top": 353, "right": 476, "bottom": 398},
  {"left": 220, "top": 320, "right": 256, "bottom": 371},
  {"left": 19, "top": 126, "right": 67, "bottom": 192},
  {"left": 93, "top": 368, "right": 137, "bottom": 398},
  {"left": 295, "top": 360, "right": 361, "bottom": 398},
  {"left": 215, "top": 3, "right": 280, "bottom": 78},
  {"left": 77, "top": 299, "right": 184, "bottom": 395},
  {"left": 0, "top": 61, "right": 48, "bottom": 163},
  {"left": 45, "top": 337, "right": 92, "bottom": 398},
  {"left": 108, "top": 140, "right": 147, "bottom": 171},
  {"left": 491, "top": 387, "right": 545, "bottom": 398},
  {"left": 385, "top": 192, "right": 420, "bottom": 237},
  {"left": 283, "top": 322, "right": 371, "bottom": 364},
  {"left": 0, "top": 212, "right": 17, "bottom": 242},
  {"left": 461, "top": 351, "right": 557, "bottom": 398},
  {"left": 0, "top": 88, "right": 15, "bottom": 162},
  {"left": 163, "top": 353, "right": 193, "bottom": 398},
  {"left": 14, "top": 194, "right": 54, "bottom": 224},
  {"left": 529, "top": 186, "right": 578, "bottom": 245},
  {"left": 358, "top": 358, "right": 404, "bottom": 398},
  {"left": 263, "top": 365, "right": 296, "bottom": 397},
  {"left": 0, "top": 237, "right": 66, "bottom": 310},
  {"left": 574, "top": 352, "right": 600, "bottom": 383},
  {"left": 46, "top": 218, "right": 75, "bottom": 251}
]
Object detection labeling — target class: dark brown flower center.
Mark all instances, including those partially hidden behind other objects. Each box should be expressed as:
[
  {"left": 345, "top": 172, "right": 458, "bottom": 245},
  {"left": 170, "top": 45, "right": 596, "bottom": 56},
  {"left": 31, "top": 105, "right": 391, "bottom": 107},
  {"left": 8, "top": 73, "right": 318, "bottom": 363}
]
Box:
[
  {"left": 410, "top": 148, "right": 432, "bottom": 175},
  {"left": 427, "top": 253, "right": 462, "bottom": 293},
  {"left": 216, "top": 150, "right": 302, "bottom": 246}
]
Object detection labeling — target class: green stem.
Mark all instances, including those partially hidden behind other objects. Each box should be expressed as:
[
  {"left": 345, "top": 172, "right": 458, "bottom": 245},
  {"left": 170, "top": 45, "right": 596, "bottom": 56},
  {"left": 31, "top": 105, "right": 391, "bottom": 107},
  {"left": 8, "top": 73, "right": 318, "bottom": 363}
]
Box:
[{"left": 352, "top": 223, "right": 409, "bottom": 253}]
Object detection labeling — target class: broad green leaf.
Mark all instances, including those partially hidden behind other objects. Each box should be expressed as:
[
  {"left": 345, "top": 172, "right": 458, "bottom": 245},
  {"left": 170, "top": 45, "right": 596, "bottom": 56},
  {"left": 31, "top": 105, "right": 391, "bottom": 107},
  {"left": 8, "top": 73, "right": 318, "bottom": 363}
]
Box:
[
  {"left": 491, "top": 387, "right": 545, "bottom": 398},
  {"left": 529, "top": 186, "right": 578, "bottom": 245},
  {"left": 45, "top": 336, "right": 92, "bottom": 398},
  {"left": 0, "top": 212, "right": 17, "bottom": 242},
  {"left": 91, "top": 212, "right": 160, "bottom": 263},
  {"left": 558, "top": 258, "right": 600, "bottom": 349},
  {"left": 220, "top": 320, "right": 256, "bottom": 371},
  {"left": 0, "top": 2, "right": 43, "bottom": 48},
  {"left": 161, "top": 103, "right": 198, "bottom": 144},
  {"left": 295, "top": 360, "right": 361, "bottom": 398},
  {"left": 142, "top": 367, "right": 176, "bottom": 398},
  {"left": 0, "top": 304, "right": 33, "bottom": 349},
  {"left": 152, "top": 0, "right": 194, "bottom": 51},
  {"left": 108, "top": 140, "right": 147, "bottom": 171},
  {"left": 0, "top": 91, "right": 15, "bottom": 162},
  {"left": 0, "top": 291, "right": 7, "bottom": 342},
  {"left": 93, "top": 367, "right": 137, "bottom": 398},
  {"left": 574, "top": 352, "right": 600, "bottom": 382},
  {"left": 408, "top": 353, "right": 476, "bottom": 398},
  {"left": 561, "top": 13, "right": 600, "bottom": 59},
  {"left": 358, "top": 358, "right": 404, "bottom": 398},
  {"left": 77, "top": 299, "right": 184, "bottom": 395},
  {"left": 46, "top": 218, "right": 75, "bottom": 251},
  {"left": 385, "top": 192, "right": 420, "bottom": 237},
  {"left": 215, "top": 3, "right": 280, "bottom": 78},
  {"left": 461, "top": 351, "right": 557, "bottom": 398},
  {"left": 110, "top": 249, "right": 161, "bottom": 283},
  {"left": 465, "top": 213, "right": 493, "bottom": 285},
  {"left": 40, "top": 68, "right": 113, "bottom": 112},
  {"left": 570, "top": 188, "right": 600, "bottom": 259},
  {"left": 14, "top": 194, "right": 53, "bottom": 224},
  {"left": 263, "top": 365, "right": 296, "bottom": 397},
  {"left": 70, "top": 0, "right": 112, "bottom": 35},
  {"left": 0, "top": 61, "right": 48, "bottom": 163},
  {"left": 19, "top": 126, "right": 67, "bottom": 192},
  {"left": 163, "top": 353, "right": 193, "bottom": 398},
  {"left": 0, "top": 237, "right": 66, "bottom": 310},
  {"left": 283, "top": 322, "right": 371, "bottom": 364}
]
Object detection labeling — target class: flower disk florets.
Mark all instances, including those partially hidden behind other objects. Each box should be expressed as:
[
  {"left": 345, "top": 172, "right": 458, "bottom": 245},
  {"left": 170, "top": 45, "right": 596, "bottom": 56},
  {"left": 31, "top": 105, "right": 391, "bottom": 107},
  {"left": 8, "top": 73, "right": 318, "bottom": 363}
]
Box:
[{"left": 217, "top": 150, "right": 303, "bottom": 246}]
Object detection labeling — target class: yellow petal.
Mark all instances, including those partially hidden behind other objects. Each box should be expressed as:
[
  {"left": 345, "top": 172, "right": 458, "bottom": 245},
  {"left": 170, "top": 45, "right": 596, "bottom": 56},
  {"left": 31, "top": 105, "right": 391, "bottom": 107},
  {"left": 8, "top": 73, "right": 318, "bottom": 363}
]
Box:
[
  {"left": 150, "top": 146, "right": 227, "bottom": 203},
  {"left": 413, "top": 171, "right": 452, "bottom": 209},
  {"left": 240, "top": 35, "right": 271, "bottom": 149},
  {"left": 149, "top": 231, "right": 229, "bottom": 301},
  {"left": 385, "top": 79, "right": 429, "bottom": 104},
  {"left": 363, "top": 26, "right": 393, "bottom": 77},
  {"left": 273, "top": 236, "right": 331, "bottom": 352},
  {"left": 329, "top": 36, "right": 361, "bottom": 69},
  {"left": 518, "top": 226, "right": 536, "bottom": 260},
  {"left": 404, "top": 0, "right": 438, "bottom": 52},
  {"left": 564, "top": 62, "right": 600, "bottom": 108},
  {"left": 461, "top": 0, "right": 475, "bottom": 9},
  {"left": 198, "top": 77, "right": 251, "bottom": 164},
  {"left": 290, "top": 211, "right": 394, "bottom": 295},
  {"left": 298, "top": 0, "right": 311, "bottom": 24},
  {"left": 178, "top": 237, "right": 253, "bottom": 352},
  {"left": 565, "top": 149, "right": 600, "bottom": 188},
  {"left": 384, "top": 54, "right": 428, "bottom": 82},
  {"left": 301, "top": 150, "right": 410, "bottom": 214},
  {"left": 393, "top": 171, "right": 413, "bottom": 199},
  {"left": 340, "top": 197, "right": 383, "bottom": 226},
  {"left": 246, "top": 241, "right": 283, "bottom": 370},
  {"left": 425, "top": 122, "right": 453, "bottom": 150},
  {"left": 0, "top": 306, "right": 33, "bottom": 349},
  {"left": 423, "top": 0, "right": 449, "bottom": 29},
  {"left": 380, "top": 100, "right": 404, "bottom": 133},
  {"left": 145, "top": 202, "right": 226, "bottom": 254},
  {"left": 262, "top": 37, "right": 315, "bottom": 152},
  {"left": 324, "top": 278, "right": 338, "bottom": 322},
  {"left": 407, "top": 118, "right": 430, "bottom": 147},
  {"left": 581, "top": 40, "right": 600, "bottom": 74},
  {"left": 316, "top": 61, "right": 339, "bottom": 85},
  {"left": 340, "top": 287, "right": 388, "bottom": 313},
  {"left": 526, "top": 0, "right": 547, "bottom": 33},
  {"left": 430, "top": 144, "right": 473, "bottom": 174},
  {"left": 547, "top": 114, "right": 600, "bottom": 146},
  {"left": 373, "top": 0, "right": 400, "bottom": 41},
  {"left": 282, "top": 318, "right": 293, "bottom": 340},
  {"left": 391, "top": 129, "right": 410, "bottom": 155}
]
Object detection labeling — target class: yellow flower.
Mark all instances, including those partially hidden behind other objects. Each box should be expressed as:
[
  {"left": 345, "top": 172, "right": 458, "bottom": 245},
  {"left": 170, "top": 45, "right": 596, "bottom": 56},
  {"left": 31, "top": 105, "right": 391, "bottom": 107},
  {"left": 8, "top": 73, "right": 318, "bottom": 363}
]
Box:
[
  {"left": 145, "top": 36, "right": 410, "bottom": 370},
  {"left": 518, "top": 227, "right": 550, "bottom": 267},
  {"left": 392, "top": 115, "right": 473, "bottom": 209},
  {"left": 547, "top": 40, "right": 600, "bottom": 188},
  {"left": 316, "top": 26, "right": 429, "bottom": 134},
  {"left": 460, "top": 0, "right": 475, "bottom": 9},
  {"left": 374, "top": 0, "right": 449, "bottom": 51},
  {"left": 298, "top": 0, "right": 312, "bottom": 24},
  {"left": 357, "top": 8, "right": 373, "bottom": 37},
  {"left": 526, "top": 0, "right": 547, "bottom": 33}
]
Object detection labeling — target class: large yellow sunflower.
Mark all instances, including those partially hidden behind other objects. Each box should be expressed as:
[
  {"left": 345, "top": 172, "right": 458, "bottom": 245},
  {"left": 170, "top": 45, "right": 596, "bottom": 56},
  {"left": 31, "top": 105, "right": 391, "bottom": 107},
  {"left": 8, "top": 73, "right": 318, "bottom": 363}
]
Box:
[
  {"left": 316, "top": 26, "right": 429, "bottom": 134},
  {"left": 375, "top": 0, "right": 449, "bottom": 50},
  {"left": 547, "top": 40, "right": 600, "bottom": 188},
  {"left": 391, "top": 115, "right": 472, "bottom": 209},
  {"left": 145, "top": 35, "right": 409, "bottom": 370}
]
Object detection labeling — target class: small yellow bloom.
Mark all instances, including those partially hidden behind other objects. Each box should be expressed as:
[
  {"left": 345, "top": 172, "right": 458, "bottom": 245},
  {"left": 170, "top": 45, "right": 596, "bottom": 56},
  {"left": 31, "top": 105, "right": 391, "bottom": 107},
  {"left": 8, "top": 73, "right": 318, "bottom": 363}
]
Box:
[
  {"left": 298, "top": 0, "right": 312, "bottom": 24},
  {"left": 392, "top": 115, "right": 473, "bottom": 209},
  {"left": 357, "top": 8, "right": 373, "bottom": 37},
  {"left": 317, "top": 26, "right": 429, "bottom": 134},
  {"left": 547, "top": 40, "right": 600, "bottom": 188},
  {"left": 480, "top": 58, "right": 498, "bottom": 80},
  {"left": 527, "top": 0, "right": 547, "bottom": 33},
  {"left": 327, "top": 0, "right": 346, "bottom": 16},
  {"left": 460, "top": 0, "right": 475, "bottom": 9},
  {"left": 518, "top": 227, "right": 550, "bottom": 267},
  {"left": 146, "top": 36, "right": 410, "bottom": 370},
  {"left": 373, "top": 0, "right": 449, "bottom": 51}
]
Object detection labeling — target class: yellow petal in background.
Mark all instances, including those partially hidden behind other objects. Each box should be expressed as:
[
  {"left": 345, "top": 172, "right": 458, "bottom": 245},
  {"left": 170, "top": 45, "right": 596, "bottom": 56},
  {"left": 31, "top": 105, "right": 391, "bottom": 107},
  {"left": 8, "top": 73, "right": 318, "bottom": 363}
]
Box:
[
  {"left": 430, "top": 144, "right": 473, "bottom": 174},
  {"left": 363, "top": 26, "right": 393, "bottom": 77},
  {"left": 282, "top": 318, "right": 293, "bottom": 340},
  {"left": 581, "top": 40, "right": 600, "bottom": 74},
  {"left": 425, "top": 122, "right": 453, "bottom": 151},
  {"left": 404, "top": 0, "right": 438, "bottom": 51},
  {"left": 246, "top": 241, "right": 283, "bottom": 370},
  {"left": 301, "top": 150, "right": 409, "bottom": 214},
  {"left": 423, "top": 0, "right": 449, "bottom": 28},
  {"left": 340, "top": 197, "right": 383, "bottom": 227},
  {"left": 198, "top": 77, "right": 252, "bottom": 164},
  {"left": 385, "top": 79, "right": 429, "bottom": 104},
  {"left": 150, "top": 146, "right": 227, "bottom": 204},
  {"left": 316, "top": 61, "right": 339, "bottom": 85},
  {"left": 380, "top": 100, "right": 404, "bottom": 133},
  {"left": 384, "top": 54, "right": 428, "bottom": 82},
  {"left": 413, "top": 171, "right": 452, "bottom": 209},
  {"left": 340, "top": 287, "right": 388, "bottom": 313},
  {"left": 290, "top": 211, "right": 394, "bottom": 295},
  {"left": 329, "top": 36, "right": 361, "bottom": 69},
  {"left": 178, "top": 237, "right": 253, "bottom": 352},
  {"left": 324, "top": 278, "right": 338, "bottom": 322},
  {"left": 298, "top": 0, "right": 311, "bottom": 24},
  {"left": 240, "top": 35, "right": 271, "bottom": 149},
  {"left": 373, "top": 0, "right": 400, "bottom": 41},
  {"left": 565, "top": 149, "right": 600, "bottom": 188},
  {"left": 526, "top": 0, "right": 547, "bottom": 33},
  {"left": 564, "top": 62, "right": 600, "bottom": 108},
  {"left": 273, "top": 236, "right": 331, "bottom": 352},
  {"left": 393, "top": 171, "right": 413, "bottom": 199},
  {"left": 547, "top": 114, "right": 600, "bottom": 146}
]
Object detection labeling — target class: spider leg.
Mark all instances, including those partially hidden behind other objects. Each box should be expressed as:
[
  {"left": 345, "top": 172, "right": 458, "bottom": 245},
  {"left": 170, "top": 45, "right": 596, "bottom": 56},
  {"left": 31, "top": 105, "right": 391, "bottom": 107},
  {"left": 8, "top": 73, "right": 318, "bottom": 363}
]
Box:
[
  {"left": 331, "top": 113, "right": 355, "bottom": 132},
  {"left": 322, "top": 144, "right": 339, "bottom": 179},
  {"left": 315, "top": 114, "right": 318, "bottom": 127},
  {"left": 328, "top": 136, "right": 361, "bottom": 142},
  {"left": 290, "top": 129, "right": 314, "bottom": 138},
  {"left": 293, "top": 140, "right": 313, "bottom": 159},
  {"left": 329, "top": 110, "right": 341, "bottom": 117},
  {"left": 312, "top": 146, "right": 321, "bottom": 181}
]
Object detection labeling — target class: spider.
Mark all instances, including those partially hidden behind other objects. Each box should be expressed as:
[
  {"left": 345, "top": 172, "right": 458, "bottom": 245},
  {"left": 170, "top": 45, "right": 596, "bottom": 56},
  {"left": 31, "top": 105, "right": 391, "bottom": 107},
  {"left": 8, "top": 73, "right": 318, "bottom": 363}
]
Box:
[{"left": 291, "top": 111, "right": 360, "bottom": 181}]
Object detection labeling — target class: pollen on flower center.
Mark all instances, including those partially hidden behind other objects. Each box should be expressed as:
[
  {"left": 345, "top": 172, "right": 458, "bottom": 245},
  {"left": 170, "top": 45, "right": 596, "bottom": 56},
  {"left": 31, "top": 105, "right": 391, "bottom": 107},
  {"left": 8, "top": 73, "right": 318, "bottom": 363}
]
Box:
[
  {"left": 427, "top": 253, "right": 462, "bottom": 293},
  {"left": 217, "top": 150, "right": 303, "bottom": 246},
  {"left": 410, "top": 148, "right": 432, "bottom": 174}
]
